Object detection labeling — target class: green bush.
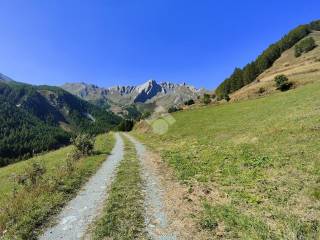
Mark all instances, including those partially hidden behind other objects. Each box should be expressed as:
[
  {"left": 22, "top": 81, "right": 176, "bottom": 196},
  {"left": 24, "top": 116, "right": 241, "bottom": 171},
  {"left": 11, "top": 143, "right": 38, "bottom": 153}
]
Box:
[
  {"left": 203, "top": 94, "right": 211, "bottom": 104},
  {"left": 295, "top": 37, "right": 317, "bottom": 57},
  {"left": 141, "top": 111, "right": 151, "bottom": 119},
  {"left": 168, "top": 106, "right": 181, "bottom": 113},
  {"left": 118, "top": 119, "right": 134, "bottom": 132},
  {"left": 258, "top": 87, "right": 266, "bottom": 94},
  {"left": 217, "top": 93, "right": 230, "bottom": 101},
  {"left": 184, "top": 99, "right": 195, "bottom": 106},
  {"left": 71, "top": 134, "right": 95, "bottom": 156},
  {"left": 274, "top": 75, "right": 292, "bottom": 91}
]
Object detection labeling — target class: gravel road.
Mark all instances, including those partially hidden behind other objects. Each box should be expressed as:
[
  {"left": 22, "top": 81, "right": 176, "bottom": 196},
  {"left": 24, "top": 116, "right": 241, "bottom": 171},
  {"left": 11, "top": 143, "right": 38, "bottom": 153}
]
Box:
[
  {"left": 124, "top": 134, "right": 177, "bottom": 240},
  {"left": 39, "top": 133, "right": 124, "bottom": 240}
]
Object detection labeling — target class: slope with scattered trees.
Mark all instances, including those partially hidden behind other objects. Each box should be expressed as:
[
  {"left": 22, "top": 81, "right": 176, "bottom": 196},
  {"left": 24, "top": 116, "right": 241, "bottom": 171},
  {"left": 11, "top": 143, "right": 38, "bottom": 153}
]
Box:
[{"left": 215, "top": 20, "right": 320, "bottom": 99}]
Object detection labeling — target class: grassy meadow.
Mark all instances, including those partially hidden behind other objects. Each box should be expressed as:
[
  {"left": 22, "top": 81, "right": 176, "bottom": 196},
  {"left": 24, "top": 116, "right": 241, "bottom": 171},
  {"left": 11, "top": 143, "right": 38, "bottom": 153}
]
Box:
[
  {"left": 133, "top": 82, "right": 320, "bottom": 239},
  {"left": 0, "top": 133, "right": 115, "bottom": 240},
  {"left": 93, "top": 135, "right": 147, "bottom": 240}
]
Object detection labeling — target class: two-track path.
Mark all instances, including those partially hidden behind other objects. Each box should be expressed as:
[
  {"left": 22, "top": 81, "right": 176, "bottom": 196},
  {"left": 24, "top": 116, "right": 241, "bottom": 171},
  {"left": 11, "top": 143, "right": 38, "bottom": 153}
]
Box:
[
  {"left": 40, "top": 133, "right": 178, "bottom": 240},
  {"left": 39, "top": 133, "right": 124, "bottom": 240},
  {"left": 124, "top": 134, "right": 177, "bottom": 240}
]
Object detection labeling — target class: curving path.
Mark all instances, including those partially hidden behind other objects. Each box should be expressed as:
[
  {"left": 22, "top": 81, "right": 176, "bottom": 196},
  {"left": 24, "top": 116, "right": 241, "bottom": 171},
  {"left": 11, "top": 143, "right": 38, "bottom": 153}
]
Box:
[{"left": 39, "top": 133, "right": 124, "bottom": 240}]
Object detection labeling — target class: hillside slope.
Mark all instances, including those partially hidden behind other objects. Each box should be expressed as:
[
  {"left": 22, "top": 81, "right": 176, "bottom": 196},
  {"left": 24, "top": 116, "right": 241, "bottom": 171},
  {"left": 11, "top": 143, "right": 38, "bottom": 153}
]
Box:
[
  {"left": 0, "top": 79, "right": 121, "bottom": 166},
  {"left": 215, "top": 20, "right": 320, "bottom": 100},
  {"left": 231, "top": 30, "right": 320, "bottom": 101},
  {"left": 133, "top": 81, "right": 320, "bottom": 238}
]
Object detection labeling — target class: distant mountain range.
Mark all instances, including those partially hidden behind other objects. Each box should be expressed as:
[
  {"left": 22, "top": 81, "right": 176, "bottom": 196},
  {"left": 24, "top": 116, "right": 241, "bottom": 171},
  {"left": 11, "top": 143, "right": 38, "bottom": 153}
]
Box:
[
  {"left": 62, "top": 80, "right": 205, "bottom": 112},
  {"left": 0, "top": 73, "right": 204, "bottom": 166}
]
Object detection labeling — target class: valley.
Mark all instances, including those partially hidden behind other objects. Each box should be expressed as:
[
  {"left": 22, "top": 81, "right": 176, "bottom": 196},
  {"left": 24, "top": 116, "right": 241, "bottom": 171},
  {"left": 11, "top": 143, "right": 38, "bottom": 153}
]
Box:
[{"left": 0, "top": 16, "right": 320, "bottom": 240}]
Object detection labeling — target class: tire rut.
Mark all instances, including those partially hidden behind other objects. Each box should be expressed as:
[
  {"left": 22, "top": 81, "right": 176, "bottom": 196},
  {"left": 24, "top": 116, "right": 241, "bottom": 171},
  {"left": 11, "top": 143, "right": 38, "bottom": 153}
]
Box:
[
  {"left": 124, "top": 133, "right": 177, "bottom": 240},
  {"left": 39, "top": 133, "right": 124, "bottom": 240}
]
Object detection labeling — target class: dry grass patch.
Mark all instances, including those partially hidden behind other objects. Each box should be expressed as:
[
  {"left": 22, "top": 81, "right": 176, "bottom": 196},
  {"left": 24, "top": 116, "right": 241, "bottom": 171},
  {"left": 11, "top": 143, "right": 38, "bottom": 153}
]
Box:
[{"left": 0, "top": 133, "right": 115, "bottom": 240}]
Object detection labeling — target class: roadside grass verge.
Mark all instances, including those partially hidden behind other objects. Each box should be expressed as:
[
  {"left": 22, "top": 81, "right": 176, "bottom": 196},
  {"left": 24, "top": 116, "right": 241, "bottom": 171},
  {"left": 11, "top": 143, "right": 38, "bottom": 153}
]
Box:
[
  {"left": 0, "top": 133, "right": 115, "bottom": 240},
  {"left": 200, "top": 203, "right": 274, "bottom": 239},
  {"left": 133, "top": 82, "right": 320, "bottom": 238},
  {"left": 93, "top": 134, "right": 147, "bottom": 240}
]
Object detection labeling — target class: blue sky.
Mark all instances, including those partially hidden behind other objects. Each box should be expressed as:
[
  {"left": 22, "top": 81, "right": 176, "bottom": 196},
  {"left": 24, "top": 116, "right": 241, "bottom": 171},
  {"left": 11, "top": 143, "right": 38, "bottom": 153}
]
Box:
[{"left": 0, "top": 0, "right": 319, "bottom": 89}]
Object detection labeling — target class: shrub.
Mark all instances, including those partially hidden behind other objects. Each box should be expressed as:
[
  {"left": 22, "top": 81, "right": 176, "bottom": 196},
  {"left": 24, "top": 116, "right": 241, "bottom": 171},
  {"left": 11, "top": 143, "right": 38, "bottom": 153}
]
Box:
[
  {"left": 274, "top": 75, "right": 292, "bottom": 91},
  {"left": 295, "top": 37, "right": 317, "bottom": 57},
  {"left": 71, "top": 134, "right": 95, "bottom": 156},
  {"left": 203, "top": 94, "right": 211, "bottom": 104},
  {"left": 168, "top": 106, "right": 181, "bottom": 113},
  {"left": 14, "top": 162, "right": 46, "bottom": 187},
  {"left": 184, "top": 99, "right": 195, "bottom": 106},
  {"left": 118, "top": 119, "right": 134, "bottom": 132},
  {"left": 218, "top": 93, "right": 230, "bottom": 101},
  {"left": 258, "top": 87, "right": 266, "bottom": 94},
  {"left": 223, "top": 94, "right": 231, "bottom": 102},
  {"left": 141, "top": 111, "right": 151, "bottom": 119}
]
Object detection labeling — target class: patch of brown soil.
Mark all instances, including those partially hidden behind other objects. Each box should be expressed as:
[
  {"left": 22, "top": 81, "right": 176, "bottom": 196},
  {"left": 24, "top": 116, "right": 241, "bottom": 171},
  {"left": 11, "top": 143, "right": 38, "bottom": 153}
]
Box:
[{"left": 143, "top": 151, "right": 229, "bottom": 239}]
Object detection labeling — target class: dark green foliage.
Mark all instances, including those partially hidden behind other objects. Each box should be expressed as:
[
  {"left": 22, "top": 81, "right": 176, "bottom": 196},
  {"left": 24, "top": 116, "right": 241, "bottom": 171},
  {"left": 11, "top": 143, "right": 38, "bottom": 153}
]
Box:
[
  {"left": 141, "top": 111, "right": 151, "bottom": 119},
  {"left": 223, "top": 94, "right": 231, "bottom": 101},
  {"left": 0, "top": 98, "right": 70, "bottom": 167},
  {"left": 295, "top": 37, "right": 317, "bottom": 57},
  {"left": 168, "top": 106, "right": 181, "bottom": 113},
  {"left": 274, "top": 75, "right": 292, "bottom": 91},
  {"left": 310, "top": 20, "right": 320, "bottom": 31},
  {"left": 258, "top": 87, "right": 266, "bottom": 94},
  {"left": 0, "top": 81, "right": 121, "bottom": 166},
  {"left": 184, "top": 99, "right": 195, "bottom": 106},
  {"left": 215, "top": 20, "right": 320, "bottom": 99},
  {"left": 118, "top": 119, "right": 134, "bottom": 132},
  {"left": 203, "top": 94, "right": 211, "bottom": 104},
  {"left": 71, "top": 134, "right": 95, "bottom": 156}
]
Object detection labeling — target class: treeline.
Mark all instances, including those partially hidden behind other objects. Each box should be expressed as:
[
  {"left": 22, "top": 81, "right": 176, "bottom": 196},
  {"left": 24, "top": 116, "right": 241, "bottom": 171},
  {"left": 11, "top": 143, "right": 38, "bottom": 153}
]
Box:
[
  {"left": 216, "top": 20, "right": 320, "bottom": 99},
  {"left": 0, "top": 99, "right": 70, "bottom": 166},
  {"left": 0, "top": 81, "right": 121, "bottom": 166}
]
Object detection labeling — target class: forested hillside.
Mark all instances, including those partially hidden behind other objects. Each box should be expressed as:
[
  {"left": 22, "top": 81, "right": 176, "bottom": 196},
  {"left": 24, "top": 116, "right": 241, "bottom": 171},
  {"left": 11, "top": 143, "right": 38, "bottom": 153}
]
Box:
[
  {"left": 216, "top": 20, "right": 320, "bottom": 99},
  {"left": 0, "top": 99, "right": 70, "bottom": 166},
  {"left": 0, "top": 80, "right": 121, "bottom": 166}
]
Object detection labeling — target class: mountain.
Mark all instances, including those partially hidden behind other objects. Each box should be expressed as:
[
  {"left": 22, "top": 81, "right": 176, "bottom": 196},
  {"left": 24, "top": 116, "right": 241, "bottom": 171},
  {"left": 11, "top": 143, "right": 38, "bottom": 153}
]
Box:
[
  {"left": 0, "top": 79, "right": 121, "bottom": 166},
  {"left": 215, "top": 19, "right": 320, "bottom": 100},
  {"left": 0, "top": 73, "right": 15, "bottom": 83},
  {"left": 62, "top": 80, "right": 205, "bottom": 113}
]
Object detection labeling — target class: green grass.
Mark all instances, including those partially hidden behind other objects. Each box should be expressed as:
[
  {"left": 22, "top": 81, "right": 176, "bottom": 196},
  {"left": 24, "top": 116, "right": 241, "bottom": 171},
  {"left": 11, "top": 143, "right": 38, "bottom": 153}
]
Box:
[
  {"left": 93, "top": 135, "right": 147, "bottom": 240},
  {"left": 133, "top": 82, "right": 320, "bottom": 239},
  {"left": 0, "top": 133, "right": 115, "bottom": 240}
]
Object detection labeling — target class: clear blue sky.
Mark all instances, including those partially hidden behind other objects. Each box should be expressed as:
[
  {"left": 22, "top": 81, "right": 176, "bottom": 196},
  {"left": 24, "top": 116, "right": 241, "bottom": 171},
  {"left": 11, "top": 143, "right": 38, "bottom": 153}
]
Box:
[{"left": 0, "top": 0, "right": 319, "bottom": 89}]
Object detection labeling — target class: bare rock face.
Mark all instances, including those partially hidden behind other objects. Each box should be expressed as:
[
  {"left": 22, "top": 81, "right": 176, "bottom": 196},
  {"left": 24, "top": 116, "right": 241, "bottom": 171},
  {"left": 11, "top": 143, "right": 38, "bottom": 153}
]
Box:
[
  {"left": 62, "top": 79, "right": 205, "bottom": 110},
  {"left": 133, "top": 80, "right": 163, "bottom": 103}
]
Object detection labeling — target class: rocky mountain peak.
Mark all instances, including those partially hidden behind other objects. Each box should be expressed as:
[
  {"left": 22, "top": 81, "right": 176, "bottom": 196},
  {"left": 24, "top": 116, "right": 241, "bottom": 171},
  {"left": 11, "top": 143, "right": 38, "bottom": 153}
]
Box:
[{"left": 62, "top": 79, "right": 205, "bottom": 110}]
